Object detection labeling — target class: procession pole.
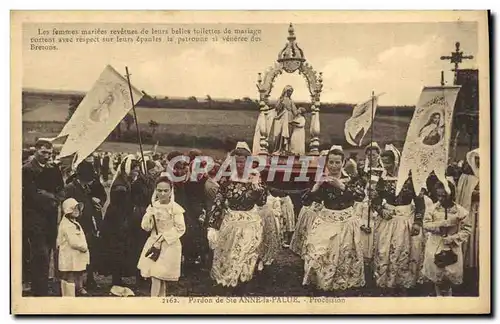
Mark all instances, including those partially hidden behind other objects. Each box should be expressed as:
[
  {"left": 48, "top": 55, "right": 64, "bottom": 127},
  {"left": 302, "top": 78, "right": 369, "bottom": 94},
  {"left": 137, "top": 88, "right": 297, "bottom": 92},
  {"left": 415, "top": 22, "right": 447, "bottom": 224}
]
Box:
[
  {"left": 125, "top": 66, "right": 147, "bottom": 173},
  {"left": 367, "top": 90, "right": 375, "bottom": 231}
]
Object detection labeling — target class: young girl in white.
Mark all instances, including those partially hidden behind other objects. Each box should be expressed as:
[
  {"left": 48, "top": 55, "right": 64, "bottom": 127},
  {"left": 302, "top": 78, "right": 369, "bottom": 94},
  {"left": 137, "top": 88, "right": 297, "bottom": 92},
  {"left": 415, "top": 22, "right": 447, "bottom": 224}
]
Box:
[
  {"left": 57, "top": 198, "right": 90, "bottom": 297},
  {"left": 137, "top": 175, "right": 186, "bottom": 297},
  {"left": 422, "top": 181, "right": 471, "bottom": 296}
]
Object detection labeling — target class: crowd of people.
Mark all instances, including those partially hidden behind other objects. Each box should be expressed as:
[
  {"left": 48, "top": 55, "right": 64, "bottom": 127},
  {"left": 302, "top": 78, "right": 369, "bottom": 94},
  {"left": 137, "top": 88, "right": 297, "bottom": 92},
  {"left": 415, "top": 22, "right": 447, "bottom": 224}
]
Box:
[{"left": 21, "top": 138, "right": 480, "bottom": 298}]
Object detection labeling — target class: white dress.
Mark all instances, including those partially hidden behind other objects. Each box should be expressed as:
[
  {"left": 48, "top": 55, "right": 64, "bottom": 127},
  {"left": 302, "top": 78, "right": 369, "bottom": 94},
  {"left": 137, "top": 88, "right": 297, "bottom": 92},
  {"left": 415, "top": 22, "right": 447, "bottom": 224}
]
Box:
[
  {"left": 289, "top": 115, "right": 306, "bottom": 155},
  {"left": 354, "top": 198, "right": 378, "bottom": 260},
  {"left": 301, "top": 176, "right": 366, "bottom": 291},
  {"left": 57, "top": 217, "right": 90, "bottom": 272},
  {"left": 456, "top": 173, "right": 479, "bottom": 269},
  {"left": 137, "top": 201, "right": 186, "bottom": 281},
  {"left": 422, "top": 203, "right": 471, "bottom": 285},
  {"left": 258, "top": 194, "right": 282, "bottom": 265},
  {"left": 281, "top": 195, "right": 296, "bottom": 233},
  {"left": 290, "top": 203, "right": 320, "bottom": 258}
]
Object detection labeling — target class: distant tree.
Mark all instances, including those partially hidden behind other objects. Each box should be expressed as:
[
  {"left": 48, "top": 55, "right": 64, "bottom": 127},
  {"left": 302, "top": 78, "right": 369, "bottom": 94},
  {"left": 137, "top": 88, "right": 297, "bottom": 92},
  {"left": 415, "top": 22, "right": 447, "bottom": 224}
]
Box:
[
  {"left": 66, "top": 96, "right": 83, "bottom": 122},
  {"left": 188, "top": 96, "right": 198, "bottom": 102},
  {"left": 233, "top": 99, "right": 242, "bottom": 104},
  {"left": 206, "top": 95, "right": 212, "bottom": 109},
  {"left": 242, "top": 97, "right": 253, "bottom": 103},
  {"left": 148, "top": 120, "right": 159, "bottom": 135},
  {"left": 123, "top": 113, "right": 135, "bottom": 131}
]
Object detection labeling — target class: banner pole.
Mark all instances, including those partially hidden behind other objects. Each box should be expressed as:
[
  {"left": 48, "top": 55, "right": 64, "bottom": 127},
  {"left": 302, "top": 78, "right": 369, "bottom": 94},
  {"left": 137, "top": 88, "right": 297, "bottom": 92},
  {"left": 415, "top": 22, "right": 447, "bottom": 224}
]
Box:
[
  {"left": 367, "top": 90, "right": 375, "bottom": 230},
  {"left": 125, "top": 66, "right": 147, "bottom": 173}
]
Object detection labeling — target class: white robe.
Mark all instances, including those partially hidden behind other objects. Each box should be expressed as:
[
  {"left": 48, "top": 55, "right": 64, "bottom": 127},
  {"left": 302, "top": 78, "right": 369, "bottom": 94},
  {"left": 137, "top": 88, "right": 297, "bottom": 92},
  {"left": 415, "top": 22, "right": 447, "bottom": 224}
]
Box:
[
  {"left": 289, "top": 115, "right": 306, "bottom": 155},
  {"left": 252, "top": 109, "right": 276, "bottom": 155}
]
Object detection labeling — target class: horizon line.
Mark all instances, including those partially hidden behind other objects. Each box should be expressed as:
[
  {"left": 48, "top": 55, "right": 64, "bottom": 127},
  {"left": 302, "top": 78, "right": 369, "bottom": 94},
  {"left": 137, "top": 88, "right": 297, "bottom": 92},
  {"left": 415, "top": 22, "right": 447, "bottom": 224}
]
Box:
[{"left": 21, "top": 86, "right": 417, "bottom": 107}]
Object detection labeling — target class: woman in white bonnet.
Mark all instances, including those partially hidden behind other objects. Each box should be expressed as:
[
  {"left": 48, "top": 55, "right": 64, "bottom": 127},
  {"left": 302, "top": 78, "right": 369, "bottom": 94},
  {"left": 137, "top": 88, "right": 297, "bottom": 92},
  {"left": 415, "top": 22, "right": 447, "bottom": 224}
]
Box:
[
  {"left": 289, "top": 149, "right": 329, "bottom": 258},
  {"left": 372, "top": 145, "right": 425, "bottom": 294},
  {"left": 456, "top": 148, "right": 480, "bottom": 271},
  {"left": 206, "top": 142, "right": 268, "bottom": 293},
  {"left": 301, "top": 145, "right": 366, "bottom": 292}
]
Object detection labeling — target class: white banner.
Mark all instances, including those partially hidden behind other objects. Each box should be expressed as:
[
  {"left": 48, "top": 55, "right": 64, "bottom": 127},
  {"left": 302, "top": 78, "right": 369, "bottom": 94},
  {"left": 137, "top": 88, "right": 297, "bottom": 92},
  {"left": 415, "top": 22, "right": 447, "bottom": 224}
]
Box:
[
  {"left": 396, "top": 86, "right": 461, "bottom": 195},
  {"left": 57, "top": 65, "right": 143, "bottom": 166},
  {"left": 344, "top": 94, "right": 380, "bottom": 146}
]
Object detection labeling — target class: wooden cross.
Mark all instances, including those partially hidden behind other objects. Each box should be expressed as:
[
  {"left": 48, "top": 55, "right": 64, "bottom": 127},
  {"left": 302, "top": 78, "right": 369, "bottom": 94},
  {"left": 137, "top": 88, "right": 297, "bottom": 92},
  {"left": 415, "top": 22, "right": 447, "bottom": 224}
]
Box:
[{"left": 440, "top": 42, "right": 474, "bottom": 84}]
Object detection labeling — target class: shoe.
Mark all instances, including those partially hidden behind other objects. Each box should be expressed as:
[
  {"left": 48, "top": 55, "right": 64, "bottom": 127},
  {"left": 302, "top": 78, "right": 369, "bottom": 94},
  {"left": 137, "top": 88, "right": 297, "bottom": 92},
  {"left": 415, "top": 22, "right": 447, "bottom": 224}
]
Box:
[{"left": 77, "top": 288, "right": 89, "bottom": 296}]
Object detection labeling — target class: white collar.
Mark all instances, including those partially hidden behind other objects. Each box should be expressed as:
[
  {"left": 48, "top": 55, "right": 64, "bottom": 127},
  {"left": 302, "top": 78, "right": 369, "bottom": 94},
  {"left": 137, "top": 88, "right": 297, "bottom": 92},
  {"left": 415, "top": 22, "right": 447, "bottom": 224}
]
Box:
[{"left": 230, "top": 170, "right": 259, "bottom": 183}]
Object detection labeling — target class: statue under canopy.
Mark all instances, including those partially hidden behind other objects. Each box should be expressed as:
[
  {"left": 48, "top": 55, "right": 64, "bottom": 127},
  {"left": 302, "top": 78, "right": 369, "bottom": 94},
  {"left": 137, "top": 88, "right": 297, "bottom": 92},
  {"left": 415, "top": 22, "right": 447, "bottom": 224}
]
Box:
[
  {"left": 252, "top": 23, "right": 323, "bottom": 156},
  {"left": 268, "top": 85, "right": 298, "bottom": 154}
]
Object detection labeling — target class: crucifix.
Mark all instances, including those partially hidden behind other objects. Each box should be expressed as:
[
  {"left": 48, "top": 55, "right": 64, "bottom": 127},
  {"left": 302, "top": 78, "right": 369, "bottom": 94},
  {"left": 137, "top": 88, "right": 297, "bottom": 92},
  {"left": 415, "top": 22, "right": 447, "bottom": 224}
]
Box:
[{"left": 440, "top": 42, "right": 474, "bottom": 84}]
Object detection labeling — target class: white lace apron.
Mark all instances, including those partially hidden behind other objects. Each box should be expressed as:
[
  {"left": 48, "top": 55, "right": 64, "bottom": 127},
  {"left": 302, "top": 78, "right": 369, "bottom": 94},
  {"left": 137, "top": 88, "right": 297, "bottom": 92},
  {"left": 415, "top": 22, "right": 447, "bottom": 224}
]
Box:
[
  {"left": 373, "top": 203, "right": 425, "bottom": 288},
  {"left": 290, "top": 202, "right": 321, "bottom": 258},
  {"left": 303, "top": 206, "right": 365, "bottom": 291},
  {"left": 210, "top": 206, "right": 263, "bottom": 287}
]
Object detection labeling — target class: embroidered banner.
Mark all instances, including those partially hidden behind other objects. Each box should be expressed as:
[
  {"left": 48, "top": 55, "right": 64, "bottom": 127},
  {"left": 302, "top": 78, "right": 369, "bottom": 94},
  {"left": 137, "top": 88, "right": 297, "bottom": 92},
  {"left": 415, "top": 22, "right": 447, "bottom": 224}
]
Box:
[
  {"left": 344, "top": 94, "right": 381, "bottom": 146},
  {"left": 396, "top": 86, "right": 461, "bottom": 195},
  {"left": 57, "top": 65, "right": 143, "bottom": 166}
]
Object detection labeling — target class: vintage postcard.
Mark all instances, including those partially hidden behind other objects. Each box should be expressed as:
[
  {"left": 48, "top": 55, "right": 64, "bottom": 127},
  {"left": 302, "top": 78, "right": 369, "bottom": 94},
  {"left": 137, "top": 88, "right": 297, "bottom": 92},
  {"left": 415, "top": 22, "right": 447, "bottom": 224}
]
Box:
[{"left": 11, "top": 10, "right": 490, "bottom": 315}]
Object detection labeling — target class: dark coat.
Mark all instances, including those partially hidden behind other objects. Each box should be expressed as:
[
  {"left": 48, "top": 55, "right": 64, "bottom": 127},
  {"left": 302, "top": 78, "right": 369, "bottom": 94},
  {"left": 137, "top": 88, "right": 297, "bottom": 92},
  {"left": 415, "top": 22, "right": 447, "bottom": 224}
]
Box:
[
  {"left": 64, "top": 177, "right": 107, "bottom": 238},
  {"left": 93, "top": 157, "right": 102, "bottom": 176},
  {"left": 22, "top": 158, "right": 64, "bottom": 246},
  {"left": 97, "top": 175, "right": 137, "bottom": 276},
  {"left": 130, "top": 173, "right": 156, "bottom": 265},
  {"left": 181, "top": 178, "right": 207, "bottom": 261},
  {"left": 101, "top": 155, "right": 110, "bottom": 173}
]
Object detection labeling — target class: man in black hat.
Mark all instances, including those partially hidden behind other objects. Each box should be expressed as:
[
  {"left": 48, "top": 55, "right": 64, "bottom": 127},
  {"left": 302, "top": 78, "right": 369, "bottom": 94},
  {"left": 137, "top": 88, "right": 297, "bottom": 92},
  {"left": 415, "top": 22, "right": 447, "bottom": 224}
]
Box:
[
  {"left": 64, "top": 159, "right": 107, "bottom": 292},
  {"left": 22, "top": 139, "right": 65, "bottom": 296}
]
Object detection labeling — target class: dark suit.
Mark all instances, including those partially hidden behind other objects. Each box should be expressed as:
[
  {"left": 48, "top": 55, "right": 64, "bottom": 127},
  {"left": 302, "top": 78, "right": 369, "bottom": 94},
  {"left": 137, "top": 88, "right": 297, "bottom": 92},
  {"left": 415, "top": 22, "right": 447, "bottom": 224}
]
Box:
[{"left": 22, "top": 158, "right": 64, "bottom": 296}]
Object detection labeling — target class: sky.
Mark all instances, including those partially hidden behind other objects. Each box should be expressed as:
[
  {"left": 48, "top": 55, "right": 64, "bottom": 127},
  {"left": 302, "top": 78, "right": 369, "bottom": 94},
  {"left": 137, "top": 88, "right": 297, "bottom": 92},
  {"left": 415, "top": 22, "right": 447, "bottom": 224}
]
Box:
[{"left": 22, "top": 22, "right": 479, "bottom": 106}]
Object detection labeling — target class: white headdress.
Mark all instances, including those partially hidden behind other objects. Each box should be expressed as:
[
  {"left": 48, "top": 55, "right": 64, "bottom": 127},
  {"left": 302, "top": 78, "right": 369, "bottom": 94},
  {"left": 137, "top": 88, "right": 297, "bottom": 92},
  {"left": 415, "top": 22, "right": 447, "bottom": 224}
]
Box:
[
  {"left": 363, "top": 141, "right": 383, "bottom": 173},
  {"left": 151, "top": 171, "right": 176, "bottom": 207},
  {"left": 235, "top": 141, "right": 251, "bottom": 153},
  {"left": 364, "top": 141, "right": 381, "bottom": 153},
  {"left": 384, "top": 144, "right": 401, "bottom": 168},
  {"left": 329, "top": 145, "right": 343, "bottom": 152},
  {"left": 323, "top": 145, "right": 349, "bottom": 177},
  {"left": 466, "top": 148, "right": 479, "bottom": 177},
  {"left": 111, "top": 154, "right": 136, "bottom": 187}
]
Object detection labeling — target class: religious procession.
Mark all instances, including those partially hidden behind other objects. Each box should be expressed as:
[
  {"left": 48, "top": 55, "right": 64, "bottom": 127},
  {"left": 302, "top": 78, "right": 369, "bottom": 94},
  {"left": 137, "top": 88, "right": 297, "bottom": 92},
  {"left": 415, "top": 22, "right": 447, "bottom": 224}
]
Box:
[{"left": 21, "top": 23, "right": 481, "bottom": 299}]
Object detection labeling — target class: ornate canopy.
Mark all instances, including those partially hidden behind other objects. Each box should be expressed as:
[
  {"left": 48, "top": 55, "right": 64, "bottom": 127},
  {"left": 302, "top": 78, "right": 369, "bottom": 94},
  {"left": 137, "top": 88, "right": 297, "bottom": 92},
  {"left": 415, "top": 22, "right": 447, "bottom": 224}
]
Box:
[{"left": 255, "top": 23, "right": 323, "bottom": 155}]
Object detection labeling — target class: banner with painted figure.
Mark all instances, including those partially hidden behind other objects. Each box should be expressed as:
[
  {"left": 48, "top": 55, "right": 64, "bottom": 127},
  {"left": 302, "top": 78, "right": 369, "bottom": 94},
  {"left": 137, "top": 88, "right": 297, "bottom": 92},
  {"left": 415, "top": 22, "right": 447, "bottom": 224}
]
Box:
[
  {"left": 396, "top": 86, "right": 461, "bottom": 196},
  {"left": 344, "top": 94, "right": 381, "bottom": 147},
  {"left": 57, "top": 65, "right": 143, "bottom": 167}
]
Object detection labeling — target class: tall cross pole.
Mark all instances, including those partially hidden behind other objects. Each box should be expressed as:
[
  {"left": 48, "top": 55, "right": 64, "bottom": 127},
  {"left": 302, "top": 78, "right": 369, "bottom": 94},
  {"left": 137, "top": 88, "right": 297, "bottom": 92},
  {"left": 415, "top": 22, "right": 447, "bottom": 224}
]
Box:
[{"left": 440, "top": 42, "right": 474, "bottom": 84}]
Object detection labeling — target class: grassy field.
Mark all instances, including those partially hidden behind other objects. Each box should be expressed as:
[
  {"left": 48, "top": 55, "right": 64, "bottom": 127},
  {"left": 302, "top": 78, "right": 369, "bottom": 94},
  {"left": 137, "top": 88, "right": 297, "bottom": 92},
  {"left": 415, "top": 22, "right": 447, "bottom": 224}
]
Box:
[
  {"left": 22, "top": 93, "right": 415, "bottom": 147},
  {"left": 22, "top": 92, "right": 476, "bottom": 159}
]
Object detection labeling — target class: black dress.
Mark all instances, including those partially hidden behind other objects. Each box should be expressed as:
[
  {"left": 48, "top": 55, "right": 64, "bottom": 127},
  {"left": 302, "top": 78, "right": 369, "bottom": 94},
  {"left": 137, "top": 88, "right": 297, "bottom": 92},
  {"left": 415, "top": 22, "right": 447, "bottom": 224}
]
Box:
[{"left": 97, "top": 176, "right": 137, "bottom": 283}]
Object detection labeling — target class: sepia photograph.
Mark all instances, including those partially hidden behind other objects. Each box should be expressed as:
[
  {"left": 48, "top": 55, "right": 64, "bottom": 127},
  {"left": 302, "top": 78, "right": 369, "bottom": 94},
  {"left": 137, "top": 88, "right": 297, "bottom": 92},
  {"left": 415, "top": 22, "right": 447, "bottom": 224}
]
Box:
[{"left": 11, "top": 10, "right": 490, "bottom": 315}]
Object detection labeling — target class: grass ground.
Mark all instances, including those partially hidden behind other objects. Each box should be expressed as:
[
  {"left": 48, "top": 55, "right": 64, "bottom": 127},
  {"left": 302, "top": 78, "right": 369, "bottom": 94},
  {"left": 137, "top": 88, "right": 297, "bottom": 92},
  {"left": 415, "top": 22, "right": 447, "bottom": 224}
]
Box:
[{"left": 24, "top": 248, "right": 479, "bottom": 298}]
